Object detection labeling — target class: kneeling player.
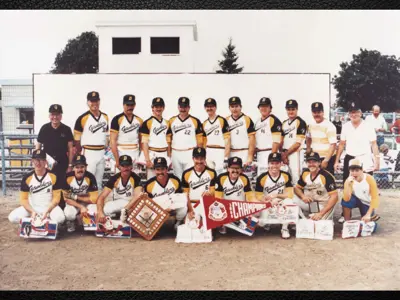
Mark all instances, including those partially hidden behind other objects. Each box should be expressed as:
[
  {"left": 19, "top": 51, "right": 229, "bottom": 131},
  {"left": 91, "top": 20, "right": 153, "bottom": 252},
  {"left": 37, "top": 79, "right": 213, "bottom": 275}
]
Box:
[
  {"left": 255, "top": 152, "right": 294, "bottom": 239},
  {"left": 63, "top": 155, "right": 98, "bottom": 232}
]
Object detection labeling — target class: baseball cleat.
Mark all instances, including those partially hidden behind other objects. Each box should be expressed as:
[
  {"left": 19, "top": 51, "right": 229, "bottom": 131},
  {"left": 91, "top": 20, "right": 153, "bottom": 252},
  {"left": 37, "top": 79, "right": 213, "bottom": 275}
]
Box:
[
  {"left": 371, "top": 214, "right": 380, "bottom": 222},
  {"left": 281, "top": 228, "right": 290, "bottom": 239},
  {"left": 263, "top": 224, "right": 271, "bottom": 231},
  {"left": 66, "top": 220, "right": 76, "bottom": 233},
  {"left": 338, "top": 216, "right": 345, "bottom": 224},
  {"left": 218, "top": 226, "right": 227, "bottom": 235}
]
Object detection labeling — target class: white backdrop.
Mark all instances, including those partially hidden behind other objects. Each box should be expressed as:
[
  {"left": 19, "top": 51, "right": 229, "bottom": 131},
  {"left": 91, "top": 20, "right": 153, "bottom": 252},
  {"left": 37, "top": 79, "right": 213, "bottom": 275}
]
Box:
[{"left": 33, "top": 73, "right": 330, "bottom": 133}]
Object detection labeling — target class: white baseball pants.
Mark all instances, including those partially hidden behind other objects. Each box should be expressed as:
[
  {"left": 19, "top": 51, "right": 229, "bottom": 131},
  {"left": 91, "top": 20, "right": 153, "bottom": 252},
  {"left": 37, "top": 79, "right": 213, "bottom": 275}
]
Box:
[
  {"left": 230, "top": 150, "right": 248, "bottom": 164},
  {"left": 172, "top": 149, "right": 194, "bottom": 180},
  {"left": 287, "top": 151, "right": 303, "bottom": 185},
  {"left": 293, "top": 195, "right": 334, "bottom": 220},
  {"left": 146, "top": 150, "right": 170, "bottom": 180},
  {"left": 171, "top": 206, "right": 188, "bottom": 221},
  {"left": 256, "top": 150, "right": 272, "bottom": 176},
  {"left": 103, "top": 199, "right": 129, "bottom": 215},
  {"left": 112, "top": 148, "right": 140, "bottom": 174},
  {"left": 206, "top": 148, "right": 226, "bottom": 175},
  {"left": 64, "top": 203, "right": 97, "bottom": 221},
  {"left": 8, "top": 205, "right": 65, "bottom": 224},
  {"left": 83, "top": 148, "right": 105, "bottom": 190}
]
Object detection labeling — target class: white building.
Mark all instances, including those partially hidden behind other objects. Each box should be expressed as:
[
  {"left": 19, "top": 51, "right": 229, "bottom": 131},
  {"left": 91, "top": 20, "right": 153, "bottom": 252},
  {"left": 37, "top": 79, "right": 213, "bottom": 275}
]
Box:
[{"left": 95, "top": 20, "right": 198, "bottom": 73}]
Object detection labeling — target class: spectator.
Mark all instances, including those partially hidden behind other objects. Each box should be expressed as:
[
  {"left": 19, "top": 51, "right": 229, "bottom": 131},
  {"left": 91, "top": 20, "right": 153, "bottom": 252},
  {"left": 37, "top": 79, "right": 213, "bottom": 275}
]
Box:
[
  {"left": 374, "top": 144, "right": 395, "bottom": 188},
  {"left": 365, "top": 105, "right": 388, "bottom": 147},
  {"left": 390, "top": 108, "right": 400, "bottom": 145}
]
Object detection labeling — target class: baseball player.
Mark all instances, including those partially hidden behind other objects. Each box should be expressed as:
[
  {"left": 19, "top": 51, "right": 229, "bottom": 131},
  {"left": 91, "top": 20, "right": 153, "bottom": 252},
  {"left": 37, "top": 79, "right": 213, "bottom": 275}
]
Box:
[
  {"left": 8, "top": 150, "right": 65, "bottom": 225},
  {"left": 255, "top": 152, "right": 294, "bottom": 239},
  {"left": 254, "top": 97, "right": 283, "bottom": 176},
  {"left": 294, "top": 152, "right": 338, "bottom": 221},
  {"left": 110, "top": 94, "right": 143, "bottom": 174},
  {"left": 74, "top": 91, "right": 109, "bottom": 190},
  {"left": 281, "top": 99, "right": 307, "bottom": 184},
  {"left": 139, "top": 97, "right": 170, "bottom": 180},
  {"left": 96, "top": 155, "right": 143, "bottom": 225},
  {"left": 62, "top": 155, "right": 98, "bottom": 233},
  {"left": 215, "top": 156, "right": 255, "bottom": 234},
  {"left": 143, "top": 157, "right": 194, "bottom": 230},
  {"left": 167, "top": 97, "right": 204, "bottom": 179},
  {"left": 202, "top": 98, "right": 231, "bottom": 175},
  {"left": 226, "top": 97, "right": 256, "bottom": 168}
]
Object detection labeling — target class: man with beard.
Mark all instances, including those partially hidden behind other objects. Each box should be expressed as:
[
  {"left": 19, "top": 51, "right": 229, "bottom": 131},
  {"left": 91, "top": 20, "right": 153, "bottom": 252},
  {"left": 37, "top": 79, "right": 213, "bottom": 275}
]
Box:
[
  {"left": 96, "top": 155, "right": 143, "bottom": 224},
  {"left": 255, "top": 152, "right": 294, "bottom": 239},
  {"left": 8, "top": 150, "right": 65, "bottom": 225},
  {"left": 74, "top": 91, "right": 109, "bottom": 190},
  {"left": 226, "top": 97, "right": 256, "bottom": 169},
  {"left": 202, "top": 98, "right": 231, "bottom": 175},
  {"left": 215, "top": 156, "right": 254, "bottom": 234},
  {"left": 294, "top": 152, "right": 338, "bottom": 221},
  {"left": 167, "top": 97, "right": 204, "bottom": 180},
  {"left": 365, "top": 105, "right": 387, "bottom": 147},
  {"left": 110, "top": 94, "right": 143, "bottom": 174},
  {"left": 254, "top": 97, "right": 283, "bottom": 176},
  {"left": 143, "top": 157, "right": 194, "bottom": 230}
]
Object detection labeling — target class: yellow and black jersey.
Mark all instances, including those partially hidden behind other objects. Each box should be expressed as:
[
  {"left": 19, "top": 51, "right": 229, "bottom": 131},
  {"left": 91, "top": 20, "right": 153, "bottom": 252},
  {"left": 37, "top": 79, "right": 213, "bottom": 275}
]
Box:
[
  {"left": 226, "top": 113, "right": 256, "bottom": 150},
  {"left": 254, "top": 114, "right": 282, "bottom": 149},
  {"left": 167, "top": 115, "right": 204, "bottom": 149},
  {"left": 139, "top": 116, "right": 169, "bottom": 151},
  {"left": 64, "top": 171, "right": 98, "bottom": 203},
  {"left": 74, "top": 111, "right": 109, "bottom": 150},
  {"left": 104, "top": 172, "right": 142, "bottom": 201},
  {"left": 215, "top": 172, "right": 252, "bottom": 201},
  {"left": 202, "top": 115, "right": 230, "bottom": 148},
  {"left": 296, "top": 168, "right": 337, "bottom": 202},
  {"left": 182, "top": 166, "right": 217, "bottom": 201},
  {"left": 144, "top": 174, "right": 183, "bottom": 198},
  {"left": 110, "top": 113, "right": 143, "bottom": 148},
  {"left": 255, "top": 171, "right": 293, "bottom": 199},
  {"left": 282, "top": 116, "right": 307, "bottom": 150}
]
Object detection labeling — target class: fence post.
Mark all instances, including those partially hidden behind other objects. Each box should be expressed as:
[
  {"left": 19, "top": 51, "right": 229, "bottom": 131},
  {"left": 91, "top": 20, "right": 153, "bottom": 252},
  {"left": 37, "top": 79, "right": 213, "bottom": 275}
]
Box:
[{"left": 1, "top": 133, "right": 6, "bottom": 196}]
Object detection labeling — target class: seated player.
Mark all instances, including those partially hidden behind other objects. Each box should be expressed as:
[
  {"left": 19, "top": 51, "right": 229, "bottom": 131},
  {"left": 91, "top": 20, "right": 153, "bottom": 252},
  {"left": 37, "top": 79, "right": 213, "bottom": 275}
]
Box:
[
  {"left": 62, "top": 155, "right": 98, "bottom": 232},
  {"left": 255, "top": 152, "right": 294, "bottom": 239},
  {"left": 215, "top": 156, "right": 255, "bottom": 234},
  {"left": 342, "top": 158, "right": 380, "bottom": 225},
  {"left": 8, "top": 150, "right": 65, "bottom": 225},
  {"left": 294, "top": 152, "right": 338, "bottom": 221},
  {"left": 143, "top": 157, "right": 194, "bottom": 230},
  {"left": 96, "top": 155, "right": 143, "bottom": 225}
]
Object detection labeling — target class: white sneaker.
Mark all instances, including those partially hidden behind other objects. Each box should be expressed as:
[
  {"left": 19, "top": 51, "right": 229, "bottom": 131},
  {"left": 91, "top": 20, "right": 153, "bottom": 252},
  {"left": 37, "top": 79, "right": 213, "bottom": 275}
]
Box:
[
  {"left": 120, "top": 208, "right": 128, "bottom": 223},
  {"left": 174, "top": 220, "right": 183, "bottom": 231},
  {"left": 281, "top": 228, "right": 290, "bottom": 239},
  {"left": 263, "top": 224, "right": 271, "bottom": 231},
  {"left": 218, "top": 226, "right": 227, "bottom": 234},
  {"left": 66, "top": 220, "right": 76, "bottom": 233},
  {"left": 338, "top": 216, "right": 345, "bottom": 224}
]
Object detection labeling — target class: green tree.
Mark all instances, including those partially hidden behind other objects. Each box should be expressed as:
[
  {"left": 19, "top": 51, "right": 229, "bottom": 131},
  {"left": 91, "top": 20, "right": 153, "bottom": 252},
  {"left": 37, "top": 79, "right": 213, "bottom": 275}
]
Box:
[
  {"left": 216, "top": 37, "right": 244, "bottom": 74},
  {"left": 50, "top": 31, "right": 98, "bottom": 74},
  {"left": 332, "top": 48, "right": 400, "bottom": 112}
]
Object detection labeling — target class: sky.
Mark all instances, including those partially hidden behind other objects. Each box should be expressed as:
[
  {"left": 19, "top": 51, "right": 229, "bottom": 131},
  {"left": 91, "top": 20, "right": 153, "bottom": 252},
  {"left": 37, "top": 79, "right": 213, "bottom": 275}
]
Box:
[{"left": 0, "top": 10, "right": 399, "bottom": 81}]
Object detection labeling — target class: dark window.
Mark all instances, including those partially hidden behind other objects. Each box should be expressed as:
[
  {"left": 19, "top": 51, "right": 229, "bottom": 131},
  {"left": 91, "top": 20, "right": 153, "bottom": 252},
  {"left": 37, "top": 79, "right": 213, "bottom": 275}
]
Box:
[
  {"left": 150, "top": 37, "right": 180, "bottom": 54},
  {"left": 19, "top": 108, "right": 34, "bottom": 125},
  {"left": 112, "top": 37, "right": 141, "bottom": 54}
]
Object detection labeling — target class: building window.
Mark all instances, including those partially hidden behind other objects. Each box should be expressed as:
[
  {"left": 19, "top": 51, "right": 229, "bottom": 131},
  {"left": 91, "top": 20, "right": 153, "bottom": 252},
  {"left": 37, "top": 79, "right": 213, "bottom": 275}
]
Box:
[
  {"left": 19, "top": 108, "right": 34, "bottom": 125},
  {"left": 112, "top": 37, "right": 141, "bottom": 54},
  {"left": 150, "top": 37, "right": 180, "bottom": 54}
]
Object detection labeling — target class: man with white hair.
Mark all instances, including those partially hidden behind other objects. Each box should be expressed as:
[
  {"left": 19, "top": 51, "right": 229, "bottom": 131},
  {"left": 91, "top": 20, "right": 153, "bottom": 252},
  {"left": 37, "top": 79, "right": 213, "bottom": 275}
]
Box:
[{"left": 365, "top": 105, "right": 387, "bottom": 147}]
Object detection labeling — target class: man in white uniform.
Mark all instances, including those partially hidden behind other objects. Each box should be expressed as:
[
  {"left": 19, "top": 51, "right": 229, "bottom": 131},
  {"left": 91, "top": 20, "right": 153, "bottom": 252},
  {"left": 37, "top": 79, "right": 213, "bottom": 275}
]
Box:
[
  {"left": 167, "top": 97, "right": 204, "bottom": 179},
  {"left": 110, "top": 94, "right": 143, "bottom": 174},
  {"left": 74, "top": 91, "right": 109, "bottom": 190},
  {"left": 254, "top": 97, "right": 282, "bottom": 176},
  {"left": 202, "top": 98, "right": 231, "bottom": 175}
]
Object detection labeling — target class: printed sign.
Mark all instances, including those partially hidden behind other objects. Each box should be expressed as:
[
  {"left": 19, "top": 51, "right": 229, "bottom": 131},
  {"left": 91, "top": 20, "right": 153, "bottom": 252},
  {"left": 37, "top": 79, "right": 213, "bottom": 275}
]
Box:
[
  {"left": 19, "top": 217, "right": 57, "bottom": 240},
  {"left": 260, "top": 204, "right": 299, "bottom": 225}
]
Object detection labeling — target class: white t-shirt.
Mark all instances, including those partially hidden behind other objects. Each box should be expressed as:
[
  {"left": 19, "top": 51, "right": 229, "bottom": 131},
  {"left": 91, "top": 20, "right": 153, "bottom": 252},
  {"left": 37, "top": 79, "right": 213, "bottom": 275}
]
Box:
[
  {"left": 365, "top": 114, "right": 387, "bottom": 136},
  {"left": 340, "top": 120, "right": 376, "bottom": 156}
]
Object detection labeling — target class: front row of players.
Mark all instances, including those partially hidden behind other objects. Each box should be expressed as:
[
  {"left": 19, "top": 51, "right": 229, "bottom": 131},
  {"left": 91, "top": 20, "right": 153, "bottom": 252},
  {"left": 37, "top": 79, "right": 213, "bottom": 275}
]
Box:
[{"left": 9, "top": 148, "right": 380, "bottom": 239}]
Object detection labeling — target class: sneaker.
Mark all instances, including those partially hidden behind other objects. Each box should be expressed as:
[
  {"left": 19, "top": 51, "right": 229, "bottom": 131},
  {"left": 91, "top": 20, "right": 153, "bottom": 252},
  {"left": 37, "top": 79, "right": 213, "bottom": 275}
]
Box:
[
  {"left": 263, "top": 224, "right": 271, "bottom": 231},
  {"left": 289, "top": 224, "right": 296, "bottom": 231},
  {"left": 281, "top": 228, "right": 290, "bottom": 239},
  {"left": 371, "top": 214, "right": 381, "bottom": 222},
  {"left": 66, "top": 220, "right": 76, "bottom": 233},
  {"left": 174, "top": 220, "right": 183, "bottom": 231},
  {"left": 338, "top": 216, "right": 345, "bottom": 224},
  {"left": 120, "top": 208, "right": 128, "bottom": 223},
  {"left": 218, "top": 226, "right": 227, "bottom": 235}
]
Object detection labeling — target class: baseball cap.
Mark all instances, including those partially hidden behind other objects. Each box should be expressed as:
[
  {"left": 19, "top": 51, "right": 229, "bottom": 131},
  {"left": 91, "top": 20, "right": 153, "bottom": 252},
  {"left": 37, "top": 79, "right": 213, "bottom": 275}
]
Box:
[
  {"left": 154, "top": 157, "right": 168, "bottom": 168},
  {"left": 348, "top": 101, "right": 361, "bottom": 112},
  {"left": 193, "top": 147, "right": 206, "bottom": 158},
  {"left": 152, "top": 97, "right": 165, "bottom": 107},
  {"left": 72, "top": 154, "right": 87, "bottom": 166},
  {"left": 285, "top": 99, "right": 298, "bottom": 109},
  {"left": 32, "top": 149, "right": 46, "bottom": 160},
  {"left": 119, "top": 155, "right": 133, "bottom": 166},
  {"left": 49, "top": 104, "right": 63, "bottom": 114},
  {"left": 204, "top": 98, "right": 217, "bottom": 107},
  {"left": 229, "top": 96, "right": 241, "bottom": 106},
  {"left": 311, "top": 102, "right": 324, "bottom": 112},
  {"left": 178, "top": 97, "right": 190, "bottom": 107},
  {"left": 87, "top": 91, "right": 100, "bottom": 101},
  {"left": 349, "top": 158, "right": 363, "bottom": 169},
  {"left": 228, "top": 156, "right": 243, "bottom": 168},
  {"left": 123, "top": 94, "right": 136, "bottom": 105},
  {"left": 268, "top": 152, "right": 282, "bottom": 163},
  {"left": 258, "top": 97, "right": 272, "bottom": 108},
  {"left": 305, "top": 151, "right": 321, "bottom": 162}
]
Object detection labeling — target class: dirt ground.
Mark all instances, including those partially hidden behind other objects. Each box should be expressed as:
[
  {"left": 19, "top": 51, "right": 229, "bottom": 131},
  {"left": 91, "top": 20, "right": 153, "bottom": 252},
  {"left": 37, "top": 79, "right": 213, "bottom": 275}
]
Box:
[{"left": 1, "top": 192, "right": 399, "bottom": 291}]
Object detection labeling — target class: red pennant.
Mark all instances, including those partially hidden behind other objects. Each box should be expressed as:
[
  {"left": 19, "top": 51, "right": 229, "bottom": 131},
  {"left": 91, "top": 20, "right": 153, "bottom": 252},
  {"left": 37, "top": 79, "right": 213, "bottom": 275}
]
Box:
[{"left": 202, "top": 196, "right": 272, "bottom": 230}]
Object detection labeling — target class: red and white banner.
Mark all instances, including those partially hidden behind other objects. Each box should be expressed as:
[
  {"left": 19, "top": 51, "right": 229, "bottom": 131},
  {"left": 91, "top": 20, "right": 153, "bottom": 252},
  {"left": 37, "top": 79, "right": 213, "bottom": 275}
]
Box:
[{"left": 202, "top": 196, "right": 271, "bottom": 230}]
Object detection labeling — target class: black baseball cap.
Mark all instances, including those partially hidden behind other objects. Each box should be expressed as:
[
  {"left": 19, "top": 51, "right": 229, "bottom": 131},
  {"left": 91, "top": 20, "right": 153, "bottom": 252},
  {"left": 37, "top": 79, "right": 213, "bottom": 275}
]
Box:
[
  {"left": 285, "top": 99, "right": 298, "bottom": 109},
  {"left": 32, "top": 149, "right": 46, "bottom": 160},
  {"left": 154, "top": 157, "right": 168, "bottom": 168},
  {"left": 228, "top": 156, "right": 243, "bottom": 168},
  {"left": 193, "top": 147, "right": 206, "bottom": 158},
  {"left": 72, "top": 154, "right": 87, "bottom": 166},
  {"left": 268, "top": 152, "right": 282, "bottom": 162},
  {"left": 49, "top": 104, "right": 63, "bottom": 114},
  {"left": 119, "top": 155, "right": 133, "bottom": 166},
  {"left": 204, "top": 98, "right": 217, "bottom": 107},
  {"left": 123, "top": 94, "right": 136, "bottom": 105},
  {"left": 229, "top": 96, "right": 241, "bottom": 106},
  {"left": 258, "top": 97, "right": 272, "bottom": 108},
  {"left": 311, "top": 102, "right": 324, "bottom": 112},
  {"left": 87, "top": 91, "right": 100, "bottom": 101},
  {"left": 306, "top": 151, "right": 321, "bottom": 162},
  {"left": 178, "top": 97, "right": 190, "bottom": 107},
  {"left": 152, "top": 97, "right": 165, "bottom": 107},
  {"left": 348, "top": 101, "right": 361, "bottom": 112}
]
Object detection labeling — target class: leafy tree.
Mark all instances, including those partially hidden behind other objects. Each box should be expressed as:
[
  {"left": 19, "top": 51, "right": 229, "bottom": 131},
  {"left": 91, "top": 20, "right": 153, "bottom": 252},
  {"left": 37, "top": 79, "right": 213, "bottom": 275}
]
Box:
[
  {"left": 50, "top": 31, "right": 98, "bottom": 74},
  {"left": 332, "top": 48, "right": 400, "bottom": 112},
  {"left": 216, "top": 37, "right": 244, "bottom": 74}
]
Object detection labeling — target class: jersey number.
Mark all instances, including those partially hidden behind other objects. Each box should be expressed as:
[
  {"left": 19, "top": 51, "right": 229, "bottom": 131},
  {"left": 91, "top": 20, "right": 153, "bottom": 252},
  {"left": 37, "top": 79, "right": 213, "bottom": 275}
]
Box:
[
  {"left": 126, "top": 192, "right": 131, "bottom": 197},
  {"left": 214, "top": 130, "right": 220, "bottom": 135},
  {"left": 236, "top": 129, "right": 240, "bottom": 135},
  {"left": 184, "top": 130, "right": 191, "bottom": 135},
  {"left": 289, "top": 133, "right": 293, "bottom": 138},
  {"left": 261, "top": 129, "right": 266, "bottom": 134}
]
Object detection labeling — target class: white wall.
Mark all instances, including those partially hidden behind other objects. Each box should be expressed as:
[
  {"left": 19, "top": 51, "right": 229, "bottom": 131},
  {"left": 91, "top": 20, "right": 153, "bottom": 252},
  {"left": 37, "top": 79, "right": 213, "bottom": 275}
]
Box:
[
  {"left": 98, "top": 25, "right": 195, "bottom": 73},
  {"left": 33, "top": 73, "right": 330, "bottom": 134}
]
